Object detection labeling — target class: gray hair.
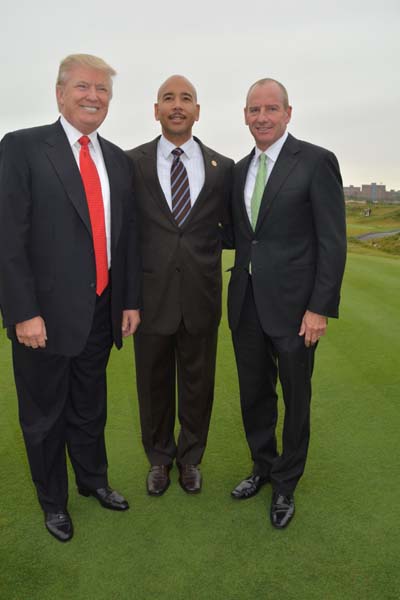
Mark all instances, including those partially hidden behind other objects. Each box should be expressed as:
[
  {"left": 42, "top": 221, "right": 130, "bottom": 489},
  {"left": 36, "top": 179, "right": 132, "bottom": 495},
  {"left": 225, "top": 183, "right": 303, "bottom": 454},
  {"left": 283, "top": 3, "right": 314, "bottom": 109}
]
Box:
[{"left": 246, "top": 78, "right": 289, "bottom": 108}]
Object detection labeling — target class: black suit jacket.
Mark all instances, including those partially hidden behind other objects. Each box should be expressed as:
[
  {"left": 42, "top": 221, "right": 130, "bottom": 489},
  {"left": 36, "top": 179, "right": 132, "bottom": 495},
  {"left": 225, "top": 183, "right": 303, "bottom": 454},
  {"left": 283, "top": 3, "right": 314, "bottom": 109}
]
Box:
[
  {"left": 228, "top": 134, "right": 347, "bottom": 336},
  {"left": 126, "top": 137, "right": 233, "bottom": 335},
  {"left": 0, "top": 120, "right": 141, "bottom": 356}
]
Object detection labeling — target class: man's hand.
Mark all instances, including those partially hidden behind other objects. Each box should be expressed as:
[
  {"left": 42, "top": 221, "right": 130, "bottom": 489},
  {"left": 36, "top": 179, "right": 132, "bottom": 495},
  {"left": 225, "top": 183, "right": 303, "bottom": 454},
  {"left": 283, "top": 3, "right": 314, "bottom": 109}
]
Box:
[
  {"left": 121, "top": 309, "right": 141, "bottom": 337},
  {"left": 15, "top": 316, "right": 47, "bottom": 349},
  {"left": 298, "top": 310, "right": 327, "bottom": 347}
]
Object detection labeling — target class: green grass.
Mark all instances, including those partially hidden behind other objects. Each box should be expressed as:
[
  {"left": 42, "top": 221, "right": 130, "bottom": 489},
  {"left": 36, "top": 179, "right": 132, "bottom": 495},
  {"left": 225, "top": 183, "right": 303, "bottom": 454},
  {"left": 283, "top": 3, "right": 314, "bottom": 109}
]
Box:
[
  {"left": 346, "top": 203, "right": 400, "bottom": 240},
  {"left": 346, "top": 203, "right": 400, "bottom": 257},
  {"left": 1, "top": 250, "right": 399, "bottom": 600}
]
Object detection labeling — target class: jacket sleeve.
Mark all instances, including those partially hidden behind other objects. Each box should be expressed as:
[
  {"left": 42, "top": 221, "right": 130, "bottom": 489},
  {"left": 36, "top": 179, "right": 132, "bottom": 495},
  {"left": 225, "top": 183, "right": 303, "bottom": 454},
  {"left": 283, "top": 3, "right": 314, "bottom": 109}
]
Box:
[
  {"left": 123, "top": 158, "right": 142, "bottom": 310},
  {"left": 0, "top": 133, "right": 40, "bottom": 327},
  {"left": 221, "top": 159, "right": 235, "bottom": 250},
  {"left": 307, "top": 150, "right": 347, "bottom": 317}
]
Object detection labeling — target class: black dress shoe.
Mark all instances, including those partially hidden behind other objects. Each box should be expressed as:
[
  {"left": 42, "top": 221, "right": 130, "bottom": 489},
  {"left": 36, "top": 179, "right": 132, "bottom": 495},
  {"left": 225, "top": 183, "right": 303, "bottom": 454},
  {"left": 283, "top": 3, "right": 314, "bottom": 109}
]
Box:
[
  {"left": 231, "top": 474, "right": 269, "bottom": 500},
  {"left": 78, "top": 486, "right": 129, "bottom": 511},
  {"left": 45, "top": 511, "right": 73, "bottom": 542},
  {"left": 178, "top": 464, "right": 202, "bottom": 494},
  {"left": 147, "top": 465, "right": 171, "bottom": 496},
  {"left": 270, "top": 492, "right": 295, "bottom": 529}
]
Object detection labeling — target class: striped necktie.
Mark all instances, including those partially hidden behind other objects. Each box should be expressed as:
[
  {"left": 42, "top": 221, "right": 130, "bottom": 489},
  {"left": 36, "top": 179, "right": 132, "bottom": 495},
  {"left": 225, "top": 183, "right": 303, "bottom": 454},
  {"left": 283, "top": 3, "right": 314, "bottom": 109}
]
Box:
[{"left": 171, "top": 148, "right": 191, "bottom": 226}]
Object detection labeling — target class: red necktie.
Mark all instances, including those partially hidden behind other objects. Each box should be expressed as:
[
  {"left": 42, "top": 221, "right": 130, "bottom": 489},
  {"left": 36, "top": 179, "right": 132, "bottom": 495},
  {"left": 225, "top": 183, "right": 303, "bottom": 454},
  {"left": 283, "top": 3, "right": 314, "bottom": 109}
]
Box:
[{"left": 78, "top": 136, "right": 108, "bottom": 295}]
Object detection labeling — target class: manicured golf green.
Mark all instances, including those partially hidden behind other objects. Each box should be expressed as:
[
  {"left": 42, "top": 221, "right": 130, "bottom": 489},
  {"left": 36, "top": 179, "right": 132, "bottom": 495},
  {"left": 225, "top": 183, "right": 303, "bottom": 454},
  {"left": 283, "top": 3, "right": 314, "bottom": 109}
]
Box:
[{"left": 0, "top": 249, "right": 399, "bottom": 599}]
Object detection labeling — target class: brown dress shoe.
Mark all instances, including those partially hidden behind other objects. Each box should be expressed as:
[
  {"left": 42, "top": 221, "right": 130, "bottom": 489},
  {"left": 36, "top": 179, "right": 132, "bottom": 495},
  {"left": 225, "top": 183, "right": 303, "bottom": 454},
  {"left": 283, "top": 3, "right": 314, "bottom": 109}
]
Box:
[
  {"left": 147, "top": 465, "right": 171, "bottom": 496},
  {"left": 178, "top": 464, "right": 202, "bottom": 494}
]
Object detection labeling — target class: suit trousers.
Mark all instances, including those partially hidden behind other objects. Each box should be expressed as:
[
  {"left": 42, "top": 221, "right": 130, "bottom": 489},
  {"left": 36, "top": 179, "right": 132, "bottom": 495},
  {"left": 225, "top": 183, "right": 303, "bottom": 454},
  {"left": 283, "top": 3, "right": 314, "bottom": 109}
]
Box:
[
  {"left": 232, "top": 277, "right": 316, "bottom": 495},
  {"left": 134, "top": 322, "right": 218, "bottom": 466},
  {"left": 11, "top": 287, "right": 113, "bottom": 512}
]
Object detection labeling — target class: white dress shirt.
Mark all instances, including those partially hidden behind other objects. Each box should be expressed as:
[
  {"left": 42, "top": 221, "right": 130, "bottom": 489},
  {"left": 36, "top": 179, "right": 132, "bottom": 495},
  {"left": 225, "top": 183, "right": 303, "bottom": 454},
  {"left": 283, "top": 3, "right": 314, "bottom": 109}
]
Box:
[
  {"left": 244, "top": 131, "right": 288, "bottom": 223},
  {"left": 60, "top": 115, "right": 111, "bottom": 268},
  {"left": 157, "top": 135, "right": 205, "bottom": 210}
]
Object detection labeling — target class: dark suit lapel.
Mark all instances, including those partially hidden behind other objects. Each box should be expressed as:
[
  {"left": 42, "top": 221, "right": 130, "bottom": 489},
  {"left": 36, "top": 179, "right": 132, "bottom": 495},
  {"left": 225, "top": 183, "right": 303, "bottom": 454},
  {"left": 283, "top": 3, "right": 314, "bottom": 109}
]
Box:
[
  {"left": 238, "top": 151, "right": 255, "bottom": 235},
  {"left": 255, "top": 134, "right": 300, "bottom": 231},
  {"left": 183, "top": 138, "right": 220, "bottom": 226},
  {"left": 100, "top": 137, "right": 123, "bottom": 253},
  {"left": 136, "top": 137, "right": 176, "bottom": 226},
  {"left": 43, "top": 121, "right": 91, "bottom": 235}
]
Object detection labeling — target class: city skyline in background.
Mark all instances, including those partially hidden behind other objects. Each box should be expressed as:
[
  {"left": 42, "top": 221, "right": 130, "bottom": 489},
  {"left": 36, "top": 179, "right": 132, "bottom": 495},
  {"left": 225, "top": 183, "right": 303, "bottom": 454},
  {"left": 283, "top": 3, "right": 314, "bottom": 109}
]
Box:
[{"left": 344, "top": 181, "right": 400, "bottom": 202}]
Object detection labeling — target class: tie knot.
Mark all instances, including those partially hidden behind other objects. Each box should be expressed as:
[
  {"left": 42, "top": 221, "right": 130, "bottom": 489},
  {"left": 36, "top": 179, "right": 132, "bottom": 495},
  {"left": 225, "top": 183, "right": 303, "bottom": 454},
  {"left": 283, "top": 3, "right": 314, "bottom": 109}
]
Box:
[
  {"left": 172, "top": 147, "right": 184, "bottom": 158},
  {"left": 79, "top": 136, "right": 90, "bottom": 147},
  {"left": 259, "top": 153, "right": 267, "bottom": 165}
]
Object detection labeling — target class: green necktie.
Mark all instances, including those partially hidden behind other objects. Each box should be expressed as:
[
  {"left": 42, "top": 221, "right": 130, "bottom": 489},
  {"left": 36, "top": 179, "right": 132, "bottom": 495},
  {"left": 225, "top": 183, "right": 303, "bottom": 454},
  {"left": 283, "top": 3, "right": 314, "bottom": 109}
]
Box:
[{"left": 251, "top": 153, "right": 267, "bottom": 229}]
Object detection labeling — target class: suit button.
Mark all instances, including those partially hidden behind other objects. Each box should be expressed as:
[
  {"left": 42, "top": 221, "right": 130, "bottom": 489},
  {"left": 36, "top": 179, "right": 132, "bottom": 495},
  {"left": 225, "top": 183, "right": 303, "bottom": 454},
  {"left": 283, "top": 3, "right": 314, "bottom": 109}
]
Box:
[
  {"left": 176, "top": 268, "right": 181, "bottom": 272},
  {"left": 252, "top": 240, "right": 258, "bottom": 245},
  {"left": 90, "top": 282, "right": 95, "bottom": 288}
]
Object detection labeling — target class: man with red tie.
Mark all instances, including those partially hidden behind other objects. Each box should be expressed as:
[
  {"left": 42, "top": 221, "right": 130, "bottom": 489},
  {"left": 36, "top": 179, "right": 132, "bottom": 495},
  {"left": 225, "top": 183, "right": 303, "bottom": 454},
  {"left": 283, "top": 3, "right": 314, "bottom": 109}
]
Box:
[{"left": 0, "top": 54, "right": 141, "bottom": 542}]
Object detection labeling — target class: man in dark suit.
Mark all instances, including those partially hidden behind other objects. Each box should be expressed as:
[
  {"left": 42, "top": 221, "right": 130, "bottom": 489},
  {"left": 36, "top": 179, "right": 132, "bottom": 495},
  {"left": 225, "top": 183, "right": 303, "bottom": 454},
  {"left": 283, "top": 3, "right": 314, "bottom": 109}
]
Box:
[
  {"left": 228, "top": 78, "right": 346, "bottom": 528},
  {"left": 0, "top": 54, "right": 141, "bottom": 542},
  {"left": 126, "top": 75, "right": 233, "bottom": 496}
]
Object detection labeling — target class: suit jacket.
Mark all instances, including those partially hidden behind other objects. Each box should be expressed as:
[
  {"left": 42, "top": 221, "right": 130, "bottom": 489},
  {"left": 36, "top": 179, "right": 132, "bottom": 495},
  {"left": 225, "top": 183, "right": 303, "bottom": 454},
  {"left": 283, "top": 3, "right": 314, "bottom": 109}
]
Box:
[
  {"left": 0, "top": 120, "right": 141, "bottom": 356},
  {"left": 228, "top": 133, "right": 347, "bottom": 336},
  {"left": 126, "top": 136, "right": 233, "bottom": 335}
]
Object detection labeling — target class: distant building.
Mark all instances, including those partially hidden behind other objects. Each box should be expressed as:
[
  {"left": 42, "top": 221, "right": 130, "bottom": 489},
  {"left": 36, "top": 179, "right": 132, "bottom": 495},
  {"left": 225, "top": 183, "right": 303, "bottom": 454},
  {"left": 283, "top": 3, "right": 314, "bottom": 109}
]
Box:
[
  {"left": 344, "top": 182, "right": 400, "bottom": 203},
  {"left": 343, "top": 185, "right": 361, "bottom": 198},
  {"left": 361, "top": 183, "right": 386, "bottom": 201}
]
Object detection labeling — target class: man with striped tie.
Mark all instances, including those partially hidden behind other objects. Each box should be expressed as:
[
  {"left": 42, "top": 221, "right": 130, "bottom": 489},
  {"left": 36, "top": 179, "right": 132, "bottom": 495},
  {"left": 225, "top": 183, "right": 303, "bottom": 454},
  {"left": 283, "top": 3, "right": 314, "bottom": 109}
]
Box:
[{"left": 126, "top": 75, "right": 233, "bottom": 496}]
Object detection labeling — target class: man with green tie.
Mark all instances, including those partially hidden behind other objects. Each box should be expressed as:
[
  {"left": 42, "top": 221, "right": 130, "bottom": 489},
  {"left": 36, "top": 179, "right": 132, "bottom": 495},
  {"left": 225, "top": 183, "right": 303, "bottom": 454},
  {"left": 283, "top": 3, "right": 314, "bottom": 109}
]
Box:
[{"left": 227, "top": 78, "right": 346, "bottom": 528}]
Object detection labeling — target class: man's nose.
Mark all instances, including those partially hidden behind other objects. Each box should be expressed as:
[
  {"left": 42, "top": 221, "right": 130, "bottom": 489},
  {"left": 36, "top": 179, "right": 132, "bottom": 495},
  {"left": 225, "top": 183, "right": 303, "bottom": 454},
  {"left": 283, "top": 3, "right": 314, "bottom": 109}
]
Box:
[
  {"left": 173, "top": 97, "right": 183, "bottom": 109},
  {"left": 86, "top": 86, "right": 99, "bottom": 100},
  {"left": 257, "top": 107, "right": 268, "bottom": 120}
]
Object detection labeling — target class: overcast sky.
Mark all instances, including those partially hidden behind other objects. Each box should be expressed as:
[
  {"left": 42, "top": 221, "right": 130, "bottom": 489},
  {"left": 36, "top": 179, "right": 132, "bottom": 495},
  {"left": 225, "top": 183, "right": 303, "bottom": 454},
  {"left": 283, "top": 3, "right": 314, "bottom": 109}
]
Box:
[{"left": 1, "top": 0, "right": 399, "bottom": 188}]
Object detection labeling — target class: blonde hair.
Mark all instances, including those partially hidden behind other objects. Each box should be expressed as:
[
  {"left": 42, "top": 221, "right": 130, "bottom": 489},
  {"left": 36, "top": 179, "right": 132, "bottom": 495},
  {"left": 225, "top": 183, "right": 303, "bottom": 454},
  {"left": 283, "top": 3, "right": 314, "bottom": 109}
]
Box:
[{"left": 57, "top": 53, "right": 116, "bottom": 92}]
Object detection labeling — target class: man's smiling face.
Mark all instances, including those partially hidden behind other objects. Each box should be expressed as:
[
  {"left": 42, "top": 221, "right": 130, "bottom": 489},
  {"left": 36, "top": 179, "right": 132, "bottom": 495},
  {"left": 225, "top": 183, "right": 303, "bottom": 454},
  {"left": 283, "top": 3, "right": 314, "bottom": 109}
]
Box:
[
  {"left": 245, "top": 81, "right": 292, "bottom": 150},
  {"left": 154, "top": 75, "right": 200, "bottom": 145},
  {"left": 56, "top": 65, "right": 111, "bottom": 134}
]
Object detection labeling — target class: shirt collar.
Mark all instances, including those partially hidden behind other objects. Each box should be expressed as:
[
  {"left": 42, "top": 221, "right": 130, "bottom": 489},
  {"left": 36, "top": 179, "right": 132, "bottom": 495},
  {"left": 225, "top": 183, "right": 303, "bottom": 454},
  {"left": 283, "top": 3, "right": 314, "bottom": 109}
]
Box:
[
  {"left": 159, "top": 134, "right": 195, "bottom": 160},
  {"left": 255, "top": 130, "right": 288, "bottom": 163},
  {"left": 59, "top": 115, "right": 99, "bottom": 149}
]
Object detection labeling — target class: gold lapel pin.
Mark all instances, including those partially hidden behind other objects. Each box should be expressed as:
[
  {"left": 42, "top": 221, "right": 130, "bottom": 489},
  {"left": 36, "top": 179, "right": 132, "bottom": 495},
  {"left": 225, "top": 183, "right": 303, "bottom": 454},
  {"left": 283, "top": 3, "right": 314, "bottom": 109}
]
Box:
[{"left": 211, "top": 160, "right": 217, "bottom": 167}]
